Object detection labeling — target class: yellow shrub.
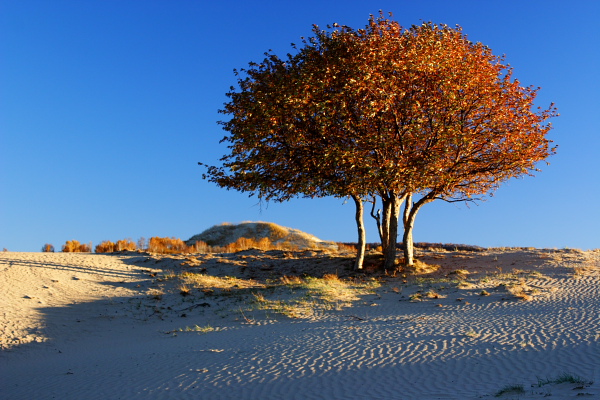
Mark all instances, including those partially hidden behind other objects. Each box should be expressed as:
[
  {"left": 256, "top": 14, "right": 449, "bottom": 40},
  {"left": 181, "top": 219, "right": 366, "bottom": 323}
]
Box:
[
  {"left": 115, "top": 239, "right": 137, "bottom": 251},
  {"left": 41, "top": 243, "right": 55, "bottom": 252},
  {"left": 148, "top": 237, "right": 189, "bottom": 254},
  {"left": 62, "top": 240, "right": 91, "bottom": 253},
  {"left": 95, "top": 241, "right": 116, "bottom": 253}
]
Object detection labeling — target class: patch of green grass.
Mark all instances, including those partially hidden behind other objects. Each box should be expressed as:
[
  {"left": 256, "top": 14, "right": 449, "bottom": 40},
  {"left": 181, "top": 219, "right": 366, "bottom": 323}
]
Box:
[{"left": 494, "top": 383, "right": 525, "bottom": 397}]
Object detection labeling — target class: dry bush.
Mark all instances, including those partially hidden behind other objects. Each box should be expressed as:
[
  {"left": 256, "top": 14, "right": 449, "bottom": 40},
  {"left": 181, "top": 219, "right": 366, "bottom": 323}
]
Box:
[
  {"left": 222, "top": 237, "right": 273, "bottom": 253},
  {"left": 115, "top": 239, "right": 137, "bottom": 251},
  {"left": 78, "top": 242, "right": 92, "bottom": 252},
  {"left": 148, "top": 237, "right": 189, "bottom": 254},
  {"left": 190, "top": 240, "right": 211, "bottom": 253},
  {"left": 95, "top": 240, "right": 116, "bottom": 253},
  {"left": 336, "top": 243, "right": 357, "bottom": 253},
  {"left": 505, "top": 282, "right": 534, "bottom": 301},
  {"left": 137, "top": 237, "right": 147, "bottom": 251},
  {"left": 62, "top": 240, "right": 90, "bottom": 253},
  {"left": 41, "top": 243, "right": 55, "bottom": 252}
]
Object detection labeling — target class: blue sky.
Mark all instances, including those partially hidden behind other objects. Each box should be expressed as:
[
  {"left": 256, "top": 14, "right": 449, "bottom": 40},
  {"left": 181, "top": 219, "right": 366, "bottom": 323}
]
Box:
[{"left": 1, "top": 0, "right": 599, "bottom": 251}]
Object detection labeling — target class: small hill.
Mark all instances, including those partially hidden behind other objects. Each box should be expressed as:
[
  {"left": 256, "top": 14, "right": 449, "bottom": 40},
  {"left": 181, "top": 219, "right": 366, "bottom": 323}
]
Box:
[{"left": 186, "top": 222, "right": 337, "bottom": 250}]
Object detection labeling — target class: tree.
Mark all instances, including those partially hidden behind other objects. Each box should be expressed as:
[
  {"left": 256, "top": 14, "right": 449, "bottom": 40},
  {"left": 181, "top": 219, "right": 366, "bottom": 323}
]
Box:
[
  {"left": 41, "top": 243, "right": 55, "bottom": 252},
  {"left": 202, "top": 13, "right": 557, "bottom": 270},
  {"left": 201, "top": 32, "right": 375, "bottom": 269},
  {"left": 62, "top": 240, "right": 91, "bottom": 252},
  {"left": 349, "top": 18, "right": 557, "bottom": 266}
]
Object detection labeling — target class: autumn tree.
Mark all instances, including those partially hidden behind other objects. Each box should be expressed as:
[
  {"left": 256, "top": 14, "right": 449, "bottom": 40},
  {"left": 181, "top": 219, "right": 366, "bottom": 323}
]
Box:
[
  {"left": 62, "top": 240, "right": 91, "bottom": 253},
  {"left": 348, "top": 17, "right": 557, "bottom": 266},
  {"left": 201, "top": 31, "right": 375, "bottom": 269},
  {"left": 203, "top": 13, "right": 557, "bottom": 270},
  {"left": 41, "top": 243, "right": 55, "bottom": 252}
]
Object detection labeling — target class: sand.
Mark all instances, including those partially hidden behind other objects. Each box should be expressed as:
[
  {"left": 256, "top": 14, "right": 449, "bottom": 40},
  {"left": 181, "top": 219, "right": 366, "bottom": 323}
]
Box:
[{"left": 1, "top": 248, "right": 598, "bottom": 399}]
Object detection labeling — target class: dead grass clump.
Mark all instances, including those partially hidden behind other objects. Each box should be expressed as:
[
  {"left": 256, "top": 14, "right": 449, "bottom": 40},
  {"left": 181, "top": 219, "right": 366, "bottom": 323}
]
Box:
[
  {"left": 505, "top": 283, "right": 534, "bottom": 301},
  {"left": 149, "top": 289, "right": 164, "bottom": 300},
  {"left": 405, "top": 259, "right": 441, "bottom": 275},
  {"left": 280, "top": 275, "right": 304, "bottom": 285},
  {"left": 178, "top": 284, "right": 192, "bottom": 296},
  {"left": 41, "top": 243, "right": 55, "bottom": 252},
  {"left": 62, "top": 240, "right": 91, "bottom": 253},
  {"left": 572, "top": 266, "right": 596, "bottom": 277},
  {"left": 448, "top": 269, "right": 470, "bottom": 279},
  {"left": 424, "top": 289, "right": 445, "bottom": 299}
]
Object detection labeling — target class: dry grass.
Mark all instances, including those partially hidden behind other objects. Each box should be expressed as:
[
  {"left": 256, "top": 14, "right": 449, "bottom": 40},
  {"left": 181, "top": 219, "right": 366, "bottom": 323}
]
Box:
[
  {"left": 179, "top": 272, "right": 265, "bottom": 292},
  {"left": 160, "top": 268, "right": 380, "bottom": 320},
  {"left": 503, "top": 281, "right": 534, "bottom": 301},
  {"left": 251, "top": 275, "right": 380, "bottom": 318},
  {"left": 405, "top": 259, "right": 441, "bottom": 275}
]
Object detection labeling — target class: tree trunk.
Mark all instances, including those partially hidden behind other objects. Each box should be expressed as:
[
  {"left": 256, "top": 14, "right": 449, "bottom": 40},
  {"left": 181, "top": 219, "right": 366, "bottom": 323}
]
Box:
[
  {"left": 403, "top": 214, "right": 416, "bottom": 266},
  {"left": 402, "top": 194, "right": 435, "bottom": 267},
  {"left": 380, "top": 192, "right": 405, "bottom": 271},
  {"left": 403, "top": 193, "right": 414, "bottom": 266},
  {"left": 351, "top": 195, "right": 366, "bottom": 270},
  {"left": 380, "top": 197, "right": 391, "bottom": 254},
  {"left": 383, "top": 196, "right": 401, "bottom": 271},
  {"left": 369, "top": 196, "right": 383, "bottom": 244}
]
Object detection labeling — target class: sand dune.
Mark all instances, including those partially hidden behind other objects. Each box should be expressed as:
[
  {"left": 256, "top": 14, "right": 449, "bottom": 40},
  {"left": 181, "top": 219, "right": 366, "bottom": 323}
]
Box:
[{"left": 1, "top": 248, "right": 598, "bottom": 399}]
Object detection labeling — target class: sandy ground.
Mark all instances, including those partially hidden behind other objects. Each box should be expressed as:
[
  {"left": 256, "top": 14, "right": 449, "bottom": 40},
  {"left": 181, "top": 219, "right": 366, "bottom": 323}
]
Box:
[{"left": 1, "top": 248, "right": 599, "bottom": 399}]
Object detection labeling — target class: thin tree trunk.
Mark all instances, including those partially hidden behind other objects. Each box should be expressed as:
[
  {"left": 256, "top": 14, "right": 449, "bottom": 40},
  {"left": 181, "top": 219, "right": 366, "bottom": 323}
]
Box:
[
  {"left": 402, "top": 195, "right": 435, "bottom": 267},
  {"left": 379, "top": 192, "right": 407, "bottom": 271},
  {"left": 403, "top": 193, "right": 413, "bottom": 227},
  {"left": 351, "top": 194, "right": 366, "bottom": 270},
  {"left": 403, "top": 193, "right": 414, "bottom": 265},
  {"left": 369, "top": 196, "right": 383, "bottom": 245},
  {"left": 382, "top": 195, "right": 401, "bottom": 271},
  {"left": 380, "top": 196, "right": 391, "bottom": 254},
  {"left": 403, "top": 215, "right": 416, "bottom": 266}
]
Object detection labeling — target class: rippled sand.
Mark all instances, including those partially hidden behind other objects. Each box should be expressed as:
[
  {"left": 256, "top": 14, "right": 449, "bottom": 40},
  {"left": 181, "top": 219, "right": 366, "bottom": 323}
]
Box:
[{"left": 1, "top": 249, "right": 598, "bottom": 399}]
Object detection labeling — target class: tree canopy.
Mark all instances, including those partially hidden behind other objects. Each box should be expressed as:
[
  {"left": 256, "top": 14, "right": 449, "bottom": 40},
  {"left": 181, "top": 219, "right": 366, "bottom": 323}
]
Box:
[{"left": 202, "top": 13, "right": 557, "bottom": 269}]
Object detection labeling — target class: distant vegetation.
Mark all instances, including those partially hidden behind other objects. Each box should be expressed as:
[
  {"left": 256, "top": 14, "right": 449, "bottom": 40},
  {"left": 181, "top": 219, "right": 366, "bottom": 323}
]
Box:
[
  {"left": 52, "top": 233, "right": 348, "bottom": 255},
  {"left": 61, "top": 240, "right": 92, "bottom": 253},
  {"left": 41, "top": 243, "right": 55, "bottom": 252}
]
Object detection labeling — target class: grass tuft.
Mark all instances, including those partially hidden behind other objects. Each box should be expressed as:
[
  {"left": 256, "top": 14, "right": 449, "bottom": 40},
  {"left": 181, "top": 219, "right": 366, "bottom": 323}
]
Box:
[
  {"left": 537, "top": 372, "right": 592, "bottom": 387},
  {"left": 494, "top": 384, "right": 525, "bottom": 397}
]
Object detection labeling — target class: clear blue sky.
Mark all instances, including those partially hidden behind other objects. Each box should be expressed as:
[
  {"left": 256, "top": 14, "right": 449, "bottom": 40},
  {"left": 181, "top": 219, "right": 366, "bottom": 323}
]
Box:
[{"left": 1, "top": 0, "right": 599, "bottom": 251}]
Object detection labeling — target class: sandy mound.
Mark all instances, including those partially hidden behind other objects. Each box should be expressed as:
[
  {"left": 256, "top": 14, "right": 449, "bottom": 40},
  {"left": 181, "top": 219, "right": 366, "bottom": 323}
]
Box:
[{"left": 186, "top": 221, "right": 338, "bottom": 250}]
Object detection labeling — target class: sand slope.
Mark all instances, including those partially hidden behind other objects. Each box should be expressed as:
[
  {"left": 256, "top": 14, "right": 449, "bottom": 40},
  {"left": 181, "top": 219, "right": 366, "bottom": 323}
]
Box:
[{"left": 1, "top": 249, "right": 599, "bottom": 399}]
